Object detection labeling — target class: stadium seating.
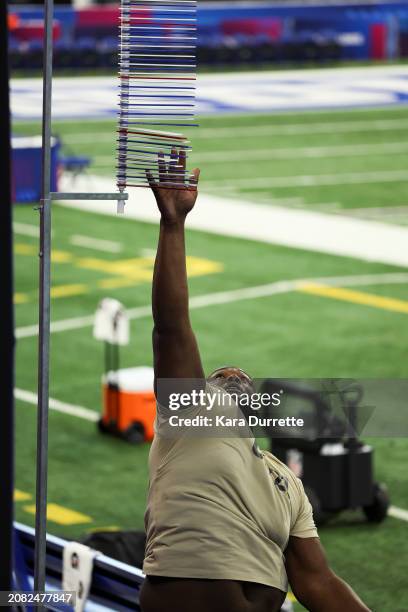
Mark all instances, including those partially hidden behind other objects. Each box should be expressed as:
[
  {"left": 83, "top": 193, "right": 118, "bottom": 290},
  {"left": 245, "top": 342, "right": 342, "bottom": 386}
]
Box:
[{"left": 7, "top": 1, "right": 408, "bottom": 71}]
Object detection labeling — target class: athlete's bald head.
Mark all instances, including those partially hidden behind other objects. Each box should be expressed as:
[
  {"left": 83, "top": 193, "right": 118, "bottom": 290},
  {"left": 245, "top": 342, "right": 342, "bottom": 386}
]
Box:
[{"left": 207, "top": 366, "right": 254, "bottom": 398}]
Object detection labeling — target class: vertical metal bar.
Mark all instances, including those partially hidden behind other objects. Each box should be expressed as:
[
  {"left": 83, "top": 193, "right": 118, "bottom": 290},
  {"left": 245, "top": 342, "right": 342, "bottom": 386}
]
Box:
[
  {"left": 34, "top": 0, "right": 54, "bottom": 600},
  {"left": 0, "top": 0, "right": 14, "bottom": 592}
]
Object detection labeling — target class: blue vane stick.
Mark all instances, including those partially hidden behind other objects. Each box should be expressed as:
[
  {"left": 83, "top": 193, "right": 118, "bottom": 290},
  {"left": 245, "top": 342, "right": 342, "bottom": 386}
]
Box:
[{"left": 117, "top": 0, "right": 197, "bottom": 190}]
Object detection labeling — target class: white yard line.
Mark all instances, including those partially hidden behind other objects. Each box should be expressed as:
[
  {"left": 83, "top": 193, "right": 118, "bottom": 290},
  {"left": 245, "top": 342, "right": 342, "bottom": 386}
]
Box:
[
  {"left": 307, "top": 272, "right": 408, "bottom": 287},
  {"left": 70, "top": 234, "right": 123, "bottom": 253},
  {"left": 14, "top": 388, "right": 98, "bottom": 422},
  {"left": 140, "top": 248, "right": 157, "bottom": 257},
  {"left": 62, "top": 117, "right": 408, "bottom": 147},
  {"left": 57, "top": 173, "right": 408, "bottom": 267},
  {"left": 388, "top": 505, "right": 408, "bottom": 523},
  {"left": 16, "top": 304, "right": 152, "bottom": 339},
  {"left": 345, "top": 205, "right": 408, "bottom": 215},
  {"left": 193, "top": 118, "right": 408, "bottom": 140},
  {"left": 15, "top": 272, "right": 408, "bottom": 340},
  {"left": 13, "top": 222, "right": 40, "bottom": 238},
  {"left": 340, "top": 206, "right": 408, "bottom": 226},
  {"left": 91, "top": 141, "right": 408, "bottom": 167},
  {"left": 194, "top": 142, "right": 408, "bottom": 162},
  {"left": 16, "top": 315, "right": 94, "bottom": 339},
  {"left": 206, "top": 169, "right": 408, "bottom": 190}
]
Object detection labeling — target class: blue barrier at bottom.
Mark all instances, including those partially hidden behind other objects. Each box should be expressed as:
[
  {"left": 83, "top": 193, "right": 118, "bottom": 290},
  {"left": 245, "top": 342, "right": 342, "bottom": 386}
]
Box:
[{"left": 14, "top": 522, "right": 144, "bottom": 611}]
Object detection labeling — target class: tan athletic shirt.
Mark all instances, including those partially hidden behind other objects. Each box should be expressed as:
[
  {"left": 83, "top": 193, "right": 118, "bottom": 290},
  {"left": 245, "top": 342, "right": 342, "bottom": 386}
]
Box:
[{"left": 143, "top": 384, "right": 318, "bottom": 593}]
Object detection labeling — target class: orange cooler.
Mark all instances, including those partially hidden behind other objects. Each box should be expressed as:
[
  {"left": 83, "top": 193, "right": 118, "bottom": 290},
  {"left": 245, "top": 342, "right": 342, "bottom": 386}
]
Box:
[{"left": 99, "top": 366, "right": 156, "bottom": 443}]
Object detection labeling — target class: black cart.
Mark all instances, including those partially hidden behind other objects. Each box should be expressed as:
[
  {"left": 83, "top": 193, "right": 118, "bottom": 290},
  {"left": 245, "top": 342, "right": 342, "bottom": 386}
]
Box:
[{"left": 260, "top": 379, "right": 390, "bottom": 525}]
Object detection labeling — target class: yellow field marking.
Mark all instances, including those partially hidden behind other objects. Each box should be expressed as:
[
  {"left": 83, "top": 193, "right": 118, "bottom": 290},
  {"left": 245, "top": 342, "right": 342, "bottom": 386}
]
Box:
[
  {"left": 14, "top": 489, "right": 32, "bottom": 502},
  {"left": 78, "top": 255, "right": 154, "bottom": 270},
  {"left": 80, "top": 257, "right": 153, "bottom": 280},
  {"left": 298, "top": 282, "right": 408, "bottom": 315},
  {"left": 78, "top": 255, "right": 222, "bottom": 279},
  {"left": 108, "top": 262, "right": 154, "bottom": 281},
  {"left": 50, "top": 283, "right": 88, "bottom": 298},
  {"left": 51, "top": 250, "right": 73, "bottom": 263},
  {"left": 15, "top": 243, "right": 73, "bottom": 263},
  {"left": 15, "top": 243, "right": 37, "bottom": 255},
  {"left": 15, "top": 245, "right": 223, "bottom": 304},
  {"left": 87, "top": 525, "right": 120, "bottom": 533},
  {"left": 98, "top": 277, "right": 139, "bottom": 290},
  {"left": 14, "top": 293, "right": 29, "bottom": 304},
  {"left": 23, "top": 503, "right": 92, "bottom": 525},
  {"left": 75, "top": 257, "right": 112, "bottom": 272},
  {"left": 186, "top": 256, "right": 224, "bottom": 277},
  {"left": 77, "top": 257, "right": 153, "bottom": 281}
]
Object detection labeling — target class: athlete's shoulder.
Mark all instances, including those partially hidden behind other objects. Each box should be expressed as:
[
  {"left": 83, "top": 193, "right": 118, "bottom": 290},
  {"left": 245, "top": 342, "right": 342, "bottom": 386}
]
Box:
[
  {"left": 262, "top": 450, "right": 299, "bottom": 484},
  {"left": 262, "top": 449, "right": 289, "bottom": 470}
]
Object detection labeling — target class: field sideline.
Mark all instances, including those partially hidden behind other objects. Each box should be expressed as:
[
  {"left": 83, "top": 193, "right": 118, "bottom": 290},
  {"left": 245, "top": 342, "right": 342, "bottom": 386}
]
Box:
[
  {"left": 12, "top": 103, "right": 408, "bottom": 611},
  {"left": 11, "top": 65, "right": 408, "bottom": 119}
]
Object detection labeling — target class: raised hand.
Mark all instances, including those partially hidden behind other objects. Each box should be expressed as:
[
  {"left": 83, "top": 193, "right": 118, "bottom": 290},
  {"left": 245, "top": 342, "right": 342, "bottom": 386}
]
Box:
[{"left": 146, "top": 148, "right": 200, "bottom": 226}]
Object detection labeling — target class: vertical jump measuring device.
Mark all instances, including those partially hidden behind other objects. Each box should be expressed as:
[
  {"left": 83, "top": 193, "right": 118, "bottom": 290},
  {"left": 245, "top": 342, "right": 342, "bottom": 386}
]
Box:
[
  {"left": 117, "top": 0, "right": 198, "bottom": 189},
  {"left": 35, "top": 0, "right": 197, "bottom": 603}
]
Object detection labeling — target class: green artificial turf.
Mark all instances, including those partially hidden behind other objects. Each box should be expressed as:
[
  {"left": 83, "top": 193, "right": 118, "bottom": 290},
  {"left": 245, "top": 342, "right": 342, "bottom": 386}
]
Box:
[
  {"left": 12, "top": 104, "right": 408, "bottom": 611},
  {"left": 14, "top": 105, "right": 408, "bottom": 216}
]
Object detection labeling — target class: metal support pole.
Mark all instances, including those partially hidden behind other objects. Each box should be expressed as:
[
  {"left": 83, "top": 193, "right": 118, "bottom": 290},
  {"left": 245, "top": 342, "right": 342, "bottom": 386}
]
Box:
[
  {"left": 34, "top": 1, "right": 127, "bottom": 599},
  {"left": 50, "top": 192, "right": 129, "bottom": 201},
  {"left": 34, "top": 0, "right": 54, "bottom": 600}
]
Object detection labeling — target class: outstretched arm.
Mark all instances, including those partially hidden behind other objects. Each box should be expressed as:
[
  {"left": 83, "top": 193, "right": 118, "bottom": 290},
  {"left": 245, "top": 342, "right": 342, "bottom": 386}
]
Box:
[
  {"left": 147, "top": 149, "right": 204, "bottom": 392},
  {"left": 285, "top": 536, "right": 371, "bottom": 612}
]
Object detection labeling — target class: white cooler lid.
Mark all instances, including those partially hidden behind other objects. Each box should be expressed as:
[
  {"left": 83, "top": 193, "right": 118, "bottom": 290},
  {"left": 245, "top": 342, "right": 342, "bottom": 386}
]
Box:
[{"left": 103, "top": 366, "right": 154, "bottom": 392}]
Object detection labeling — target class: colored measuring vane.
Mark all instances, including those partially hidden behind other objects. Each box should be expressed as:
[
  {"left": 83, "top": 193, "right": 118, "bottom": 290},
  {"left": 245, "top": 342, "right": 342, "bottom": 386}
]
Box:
[{"left": 117, "top": 0, "right": 198, "bottom": 189}]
